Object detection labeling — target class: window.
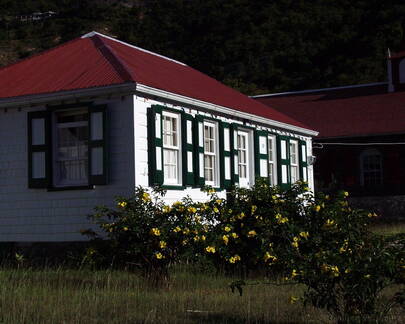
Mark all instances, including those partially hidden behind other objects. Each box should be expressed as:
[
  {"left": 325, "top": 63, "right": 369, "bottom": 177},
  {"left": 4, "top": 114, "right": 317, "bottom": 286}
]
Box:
[
  {"left": 162, "top": 111, "right": 181, "bottom": 185},
  {"left": 360, "top": 149, "right": 382, "bottom": 187},
  {"left": 203, "top": 121, "right": 219, "bottom": 186},
  {"left": 54, "top": 109, "right": 88, "bottom": 187},
  {"left": 27, "top": 105, "right": 107, "bottom": 189},
  {"left": 237, "top": 130, "right": 252, "bottom": 187},
  {"left": 268, "top": 135, "right": 277, "bottom": 186},
  {"left": 290, "top": 140, "right": 299, "bottom": 184}
]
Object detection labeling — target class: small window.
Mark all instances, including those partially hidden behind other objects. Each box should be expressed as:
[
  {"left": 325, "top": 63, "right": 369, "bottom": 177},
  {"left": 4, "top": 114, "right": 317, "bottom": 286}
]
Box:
[
  {"left": 268, "top": 135, "right": 277, "bottom": 186},
  {"left": 203, "top": 121, "right": 219, "bottom": 186},
  {"left": 237, "top": 130, "right": 252, "bottom": 187},
  {"left": 290, "top": 140, "right": 299, "bottom": 184},
  {"left": 54, "top": 109, "right": 89, "bottom": 187},
  {"left": 162, "top": 111, "right": 181, "bottom": 185},
  {"left": 360, "top": 149, "right": 382, "bottom": 187}
]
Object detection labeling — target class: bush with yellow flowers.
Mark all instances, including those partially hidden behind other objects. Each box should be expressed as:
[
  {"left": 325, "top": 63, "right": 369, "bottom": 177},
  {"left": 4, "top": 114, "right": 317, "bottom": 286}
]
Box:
[
  {"left": 222, "top": 180, "right": 404, "bottom": 323},
  {"left": 83, "top": 186, "right": 205, "bottom": 284}
]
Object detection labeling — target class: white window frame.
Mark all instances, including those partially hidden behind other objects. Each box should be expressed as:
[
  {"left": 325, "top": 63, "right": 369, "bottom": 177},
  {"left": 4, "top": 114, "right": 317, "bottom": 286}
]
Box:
[
  {"left": 52, "top": 108, "right": 89, "bottom": 187},
  {"left": 360, "top": 149, "right": 383, "bottom": 187},
  {"left": 237, "top": 129, "right": 254, "bottom": 188},
  {"left": 290, "top": 139, "right": 299, "bottom": 184},
  {"left": 268, "top": 135, "right": 278, "bottom": 186},
  {"left": 203, "top": 120, "right": 219, "bottom": 187},
  {"left": 162, "top": 111, "right": 182, "bottom": 186}
]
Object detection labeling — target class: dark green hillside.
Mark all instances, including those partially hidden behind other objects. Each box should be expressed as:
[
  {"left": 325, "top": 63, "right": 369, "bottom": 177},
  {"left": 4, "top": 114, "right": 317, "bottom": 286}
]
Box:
[{"left": 1, "top": 0, "right": 405, "bottom": 94}]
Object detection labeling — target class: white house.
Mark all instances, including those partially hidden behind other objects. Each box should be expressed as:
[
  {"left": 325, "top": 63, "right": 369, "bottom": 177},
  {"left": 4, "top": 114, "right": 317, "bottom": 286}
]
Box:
[{"left": 0, "top": 32, "right": 318, "bottom": 242}]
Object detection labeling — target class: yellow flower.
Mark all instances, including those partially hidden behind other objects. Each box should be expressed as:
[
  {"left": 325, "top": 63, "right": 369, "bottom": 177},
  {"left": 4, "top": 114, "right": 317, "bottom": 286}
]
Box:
[
  {"left": 205, "top": 246, "right": 216, "bottom": 253},
  {"left": 364, "top": 274, "right": 371, "bottom": 279},
  {"left": 367, "top": 212, "right": 378, "bottom": 218},
  {"left": 224, "top": 226, "right": 231, "bottom": 232},
  {"left": 325, "top": 219, "right": 335, "bottom": 227},
  {"left": 264, "top": 252, "right": 277, "bottom": 263},
  {"left": 330, "top": 266, "right": 340, "bottom": 277},
  {"left": 299, "top": 231, "right": 309, "bottom": 239},
  {"left": 213, "top": 207, "right": 219, "bottom": 213},
  {"left": 291, "top": 269, "right": 298, "bottom": 278},
  {"left": 182, "top": 240, "right": 188, "bottom": 246},
  {"left": 150, "top": 228, "right": 160, "bottom": 236},
  {"left": 345, "top": 268, "right": 351, "bottom": 274},
  {"left": 201, "top": 235, "right": 206, "bottom": 241},
  {"left": 339, "top": 246, "right": 347, "bottom": 254},
  {"left": 187, "top": 207, "right": 197, "bottom": 213},
  {"left": 172, "top": 201, "right": 182, "bottom": 207},
  {"left": 159, "top": 241, "right": 167, "bottom": 249},
  {"left": 291, "top": 241, "right": 299, "bottom": 248},
  {"left": 182, "top": 228, "right": 190, "bottom": 235},
  {"left": 163, "top": 205, "right": 171, "bottom": 213},
  {"left": 231, "top": 232, "right": 239, "bottom": 239},
  {"left": 344, "top": 191, "right": 349, "bottom": 197},
  {"left": 237, "top": 212, "right": 245, "bottom": 220},
  {"left": 228, "top": 257, "right": 236, "bottom": 264},
  {"left": 251, "top": 205, "right": 257, "bottom": 214},
  {"left": 234, "top": 255, "right": 241, "bottom": 261},
  {"left": 303, "top": 186, "right": 309, "bottom": 191},
  {"left": 123, "top": 226, "right": 128, "bottom": 231},
  {"left": 117, "top": 201, "right": 127, "bottom": 208},
  {"left": 222, "top": 235, "right": 229, "bottom": 245},
  {"left": 325, "top": 195, "right": 330, "bottom": 200},
  {"left": 314, "top": 205, "right": 321, "bottom": 212},
  {"left": 216, "top": 199, "right": 223, "bottom": 204},
  {"left": 155, "top": 252, "right": 164, "bottom": 259},
  {"left": 247, "top": 230, "right": 257, "bottom": 237},
  {"left": 173, "top": 226, "right": 181, "bottom": 233},
  {"left": 293, "top": 236, "right": 299, "bottom": 242},
  {"left": 142, "top": 192, "right": 151, "bottom": 202},
  {"left": 193, "top": 236, "right": 200, "bottom": 242},
  {"left": 289, "top": 296, "right": 298, "bottom": 304}
]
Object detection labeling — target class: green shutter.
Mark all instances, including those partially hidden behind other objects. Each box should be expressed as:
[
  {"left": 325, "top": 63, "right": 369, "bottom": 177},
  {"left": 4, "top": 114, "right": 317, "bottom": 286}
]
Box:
[
  {"left": 299, "top": 140, "right": 308, "bottom": 183},
  {"left": 230, "top": 124, "right": 239, "bottom": 185},
  {"left": 277, "top": 135, "right": 290, "bottom": 189},
  {"left": 182, "top": 112, "right": 195, "bottom": 186},
  {"left": 27, "top": 111, "right": 51, "bottom": 188},
  {"left": 219, "top": 121, "right": 232, "bottom": 189},
  {"left": 193, "top": 115, "right": 205, "bottom": 186},
  {"left": 147, "top": 105, "right": 164, "bottom": 186},
  {"left": 254, "top": 130, "right": 269, "bottom": 180},
  {"left": 88, "top": 105, "right": 108, "bottom": 185}
]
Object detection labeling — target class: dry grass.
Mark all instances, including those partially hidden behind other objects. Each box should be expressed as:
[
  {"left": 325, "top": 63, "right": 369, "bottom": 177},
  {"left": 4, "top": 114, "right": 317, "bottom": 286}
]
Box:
[{"left": 0, "top": 266, "right": 333, "bottom": 324}]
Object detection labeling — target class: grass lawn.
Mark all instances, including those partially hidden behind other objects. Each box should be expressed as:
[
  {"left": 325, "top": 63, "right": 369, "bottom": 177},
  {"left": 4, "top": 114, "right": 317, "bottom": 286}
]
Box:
[
  {"left": 0, "top": 265, "right": 403, "bottom": 324},
  {"left": 0, "top": 221, "right": 403, "bottom": 324}
]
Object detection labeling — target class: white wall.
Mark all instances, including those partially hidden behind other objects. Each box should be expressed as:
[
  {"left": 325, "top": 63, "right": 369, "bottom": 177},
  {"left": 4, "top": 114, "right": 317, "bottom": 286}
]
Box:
[
  {"left": 0, "top": 96, "right": 135, "bottom": 242},
  {"left": 132, "top": 95, "right": 315, "bottom": 203}
]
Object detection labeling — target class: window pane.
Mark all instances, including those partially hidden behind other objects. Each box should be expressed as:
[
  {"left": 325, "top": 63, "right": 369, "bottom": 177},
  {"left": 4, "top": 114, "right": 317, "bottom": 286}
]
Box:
[
  {"left": 55, "top": 110, "right": 88, "bottom": 186},
  {"left": 90, "top": 112, "right": 103, "bottom": 140},
  {"left": 32, "top": 118, "right": 45, "bottom": 145},
  {"left": 91, "top": 147, "right": 103, "bottom": 176},
  {"left": 32, "top": 152, "right": 46, "bottom": 179}
]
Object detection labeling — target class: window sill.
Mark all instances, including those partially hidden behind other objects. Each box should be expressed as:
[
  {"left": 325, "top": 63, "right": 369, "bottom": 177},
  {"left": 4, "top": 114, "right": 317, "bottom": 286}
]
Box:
[
  {"left": 161, "top": 185, "right": 186, "bottom": 190},
  {"left": 47, "top": 185, "right": 95, "bottom": 192}
]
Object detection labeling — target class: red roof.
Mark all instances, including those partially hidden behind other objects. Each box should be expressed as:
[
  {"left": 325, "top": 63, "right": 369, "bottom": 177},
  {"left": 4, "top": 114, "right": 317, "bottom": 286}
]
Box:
[
  {"left": 0, "top": 32, "right": 310, "bottom": 131},
  {"left": 255, "top": 83, "right": 405, "bottom": 138}
]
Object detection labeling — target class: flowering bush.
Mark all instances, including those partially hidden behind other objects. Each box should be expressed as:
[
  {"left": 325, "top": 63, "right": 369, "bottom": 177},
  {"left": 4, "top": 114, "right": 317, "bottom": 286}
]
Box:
[
  {"left": 84, "top": 182, "right": 404, "bottom": 321},
  {"left": 83, "top": 187, "right": 206, "bottom": 284}
]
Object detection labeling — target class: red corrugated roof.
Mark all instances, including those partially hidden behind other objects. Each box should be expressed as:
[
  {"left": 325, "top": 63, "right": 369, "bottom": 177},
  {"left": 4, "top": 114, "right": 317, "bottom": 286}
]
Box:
[
  {"left": 255, "top": 83, "right": 405, "bottom": 138},
  {"left": 0, "top": 32, "right": 311, "bottom": 131}
]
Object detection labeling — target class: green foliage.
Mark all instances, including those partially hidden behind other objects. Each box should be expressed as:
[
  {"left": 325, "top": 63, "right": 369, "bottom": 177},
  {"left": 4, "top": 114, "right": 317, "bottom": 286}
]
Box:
[{"left": 85, "top": 182, "right": 404, "bottom": 321}]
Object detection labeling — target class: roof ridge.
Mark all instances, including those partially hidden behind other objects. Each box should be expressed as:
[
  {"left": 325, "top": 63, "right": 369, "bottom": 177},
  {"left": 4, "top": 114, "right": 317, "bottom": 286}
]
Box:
[
  {"left": 90, "top": 35, "right": 136, "bottom": 83},
  {"left": 251, "top": 82, "right": 387, "bottom": 98},
  {"left": 82, "top": 31, "right": 188, "bottom": 66}
]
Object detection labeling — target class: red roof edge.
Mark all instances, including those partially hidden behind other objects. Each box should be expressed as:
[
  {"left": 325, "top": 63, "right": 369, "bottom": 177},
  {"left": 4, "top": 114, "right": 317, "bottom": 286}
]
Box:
[{"left": 90, "top": 35, "right": 136, "bottom": 83}]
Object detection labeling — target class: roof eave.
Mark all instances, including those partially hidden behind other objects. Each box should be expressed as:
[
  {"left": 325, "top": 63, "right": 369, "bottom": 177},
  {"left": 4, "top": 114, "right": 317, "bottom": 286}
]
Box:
[
  {"left": 136, "top": 83, "right": 319, "bottom": 137},
  {"left": 0, "top": 82, "right": 137, "bottom": 108}
]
